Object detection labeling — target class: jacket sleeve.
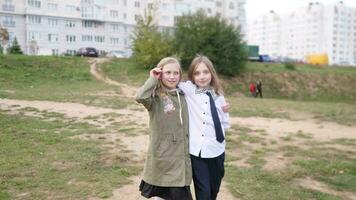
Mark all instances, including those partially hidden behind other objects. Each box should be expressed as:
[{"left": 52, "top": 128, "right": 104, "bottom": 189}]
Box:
[
  {"left": 135, "top": 77, "right": 159, "bottom": 110},
  {"left": 178, "top": 81, "right": 195, "bottom": 96}
]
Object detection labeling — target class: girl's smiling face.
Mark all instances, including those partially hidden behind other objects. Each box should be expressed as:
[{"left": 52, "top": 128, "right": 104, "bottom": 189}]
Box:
[
  {"left": 161, "top": 63, "right": 181, "bottom": 90},
  {"left": 193, "top": 62, "right": 212, "bottom": 89}
]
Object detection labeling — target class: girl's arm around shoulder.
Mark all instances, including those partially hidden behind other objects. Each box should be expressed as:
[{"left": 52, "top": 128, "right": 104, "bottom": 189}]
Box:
[
  {"left": 217, "top": 95, "right": 231, "bottom": 130},
  {"left": 178, "top": 81, "right": 196, "bottom": 95},
  {"left": 135, "top": 76, "right": 159, "bottom": 111}
]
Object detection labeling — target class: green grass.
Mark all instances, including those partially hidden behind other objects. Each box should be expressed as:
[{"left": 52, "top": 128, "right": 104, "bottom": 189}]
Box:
[
  {"left": 225, "top": 62, "right": 356, "bottom": 102},
  {"left": 0, "top": 55, "right": 130, "bottom": 109},
  {"left": 228, "top": 96, "right": 356, "bottom": 126},
  {"left": 100, "top": 58, "right": 149, "bottom": 87},
  {"left": 243, "top": 62, "right": 356, "bottom": 75},
  {"left": 0, "top": 111, "right": 140, "bottom": 199},
  {"left": 226, "top": 165, "right": 342, "bottom": 200}
]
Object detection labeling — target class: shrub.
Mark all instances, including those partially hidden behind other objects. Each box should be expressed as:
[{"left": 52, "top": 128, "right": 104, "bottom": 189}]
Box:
[
  {"left": 173, "top": 10, "right": 247, "bottom": 76},
  {"left": 284, "top": 62, "right": 296, "bottom": 70}
]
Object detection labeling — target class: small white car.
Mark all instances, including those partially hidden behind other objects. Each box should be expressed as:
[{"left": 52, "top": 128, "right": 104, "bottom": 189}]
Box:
[{"left": 107, "top": 50, "right": 129, "bottom": 58}]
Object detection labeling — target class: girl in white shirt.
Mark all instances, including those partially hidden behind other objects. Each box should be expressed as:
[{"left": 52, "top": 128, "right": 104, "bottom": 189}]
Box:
[{"left": 178, "top": 55, "right": 230, "bottom": 200}]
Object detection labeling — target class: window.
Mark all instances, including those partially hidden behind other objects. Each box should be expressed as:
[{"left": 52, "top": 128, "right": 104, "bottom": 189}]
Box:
[
  {"left": 82, "top": 21, "right": 101, "bottom": 28},
  {"left": 123, "top": 13, "right": 127, "bottom": 19},
  {"left": 134, "top": 1, "right": 140, "bottom": 7},
  {"left": 110, "top": 10, "right": 119, "bottom": 18},
  {"left": 28, "top": 31, "right": 42, "bottom": 41},
  {"left": 66, "top": 20, "right": 76, "bottom": 28},
  {"left": 65, "top": 5, "right": 76, "bottom": 13},
  {"left": 229, "top": 2, "right": 235, "bottom": 9},
  {"left": 161, "top": 16, "right": 169, "bottom": 22},
  {"left": 3, "top": 16, "right": 15, "bottom": 27},
  {"left": 66, "top": 50, "right": 76, "bottom": 55},
  {"left": 28, "top": 15, "right": 41, "bottom": 24},
  {"left": 3, "top": 0, "right": 15, "bottom": 11},
  {"left": 95, "top": 36, "right": 105, "bottom": 43},
  {"left": 48, "top": 3, "right": 57, "bottom": 11},
  {"left": 28, "top": 0, "right": 41, "bottom": 8},
  {"left": 48, "top": 34, "right": 58, "bottom": 42},
  {"left": 48, "top": 18, "right": 58, "bottom": 26},
  {"left": 110, "top": 37, "right": 120, "bottom": 44},
  {"left": 52, "top": 49, "right": 59, "bottom": 56},
  {"left": 66, "top": 35, "right": 76, "bottom": 43},
  {"left": 111, "top": 24, "right": 120, "bottom": 32},
  {"left": 216, "top": 1, "right": 222, "bottom": 7},
  {"left": 82, "top": 35, "right": 93, "bottom": 41},
  {"left": 135, "top": 15, "right": 141, "bottom": 21}
]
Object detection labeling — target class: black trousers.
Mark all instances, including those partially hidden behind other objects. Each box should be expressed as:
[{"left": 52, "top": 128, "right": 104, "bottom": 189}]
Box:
[{"left": 191, "top": 152, "right": 225, "bottom": 200}]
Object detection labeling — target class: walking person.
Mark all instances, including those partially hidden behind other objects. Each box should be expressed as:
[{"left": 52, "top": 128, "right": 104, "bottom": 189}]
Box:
[
  {"left": 136, "top": 57, "right": 193, "bottom": 200},
  {"left": 178, "top": 55, "right": 230, "bottom": 200},
  {"left": 256, "top": 80, "right": 263, "bottom": 98},
  {"left": 249, "top": 82, "right": 257, "bottom": 97}
]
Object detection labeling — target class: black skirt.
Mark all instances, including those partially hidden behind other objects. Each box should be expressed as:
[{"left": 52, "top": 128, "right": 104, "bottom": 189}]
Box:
[{"left": 139, "top": 180, "right": 193, "bottom": 200}]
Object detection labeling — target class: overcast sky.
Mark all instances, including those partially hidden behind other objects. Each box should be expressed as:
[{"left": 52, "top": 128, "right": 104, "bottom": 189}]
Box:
[{"left": 245, "top": 0, "right": 356, "bottom": 22}]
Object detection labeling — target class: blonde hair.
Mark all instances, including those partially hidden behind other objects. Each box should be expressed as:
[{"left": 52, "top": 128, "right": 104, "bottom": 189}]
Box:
[
  {"left": 156, "top": 57, "right": 182, "bottom": 90},
  {"left": 188, "top": 55, "right": 223, "bottom": 95}
]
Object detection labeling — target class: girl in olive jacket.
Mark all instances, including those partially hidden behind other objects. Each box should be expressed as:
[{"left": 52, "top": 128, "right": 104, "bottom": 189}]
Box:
[{"left": 136, "top": 57, "right": 193, "bottom": 200}]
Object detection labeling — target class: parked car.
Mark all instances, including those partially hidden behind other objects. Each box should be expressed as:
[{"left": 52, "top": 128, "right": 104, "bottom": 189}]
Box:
[
  {"left": 107, "top": 50, "right": 129, "bottom": 58},
  {"left": 77, "top": 47, "right": 98, "bottom": 57}
]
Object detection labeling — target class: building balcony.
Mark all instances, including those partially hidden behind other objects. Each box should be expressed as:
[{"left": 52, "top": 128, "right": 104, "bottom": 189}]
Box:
[{"left": 2, "top": 4, "right": 15, "bottom": 12}]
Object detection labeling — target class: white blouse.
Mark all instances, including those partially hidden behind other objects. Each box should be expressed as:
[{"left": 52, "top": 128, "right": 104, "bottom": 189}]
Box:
[{"left": 179, "top": 81, "right": 230, "bottom": 158}]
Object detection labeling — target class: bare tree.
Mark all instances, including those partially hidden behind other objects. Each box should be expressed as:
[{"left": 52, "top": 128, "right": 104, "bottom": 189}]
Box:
[{"left": 0, "top": 25, "right": 10, "bottom": 54}]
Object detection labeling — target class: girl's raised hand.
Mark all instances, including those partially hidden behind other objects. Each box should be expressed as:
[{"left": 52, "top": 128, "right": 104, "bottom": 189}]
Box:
[{"left": 150, "top": 67, "right": 162, "bottom": 79}]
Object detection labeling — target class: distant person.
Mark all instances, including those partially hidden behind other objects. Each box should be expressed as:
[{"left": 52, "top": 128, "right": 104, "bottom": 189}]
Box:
[
  {"left": 249, "top": 82, "right": 257, "bottom": 97},
  {"left": 256, "top": 81, "right": 263, "bottom": 98},
  {"left": 136, "top": 57, "right": 193, "bottom": 200}
]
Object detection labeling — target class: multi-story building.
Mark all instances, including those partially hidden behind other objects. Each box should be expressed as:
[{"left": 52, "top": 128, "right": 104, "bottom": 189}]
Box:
[
  {"left": 0, "top": 0, "right": 246, "bottom": 56},
  {"left": 247, "top": 1, "right": 356, "bottom": 66}
]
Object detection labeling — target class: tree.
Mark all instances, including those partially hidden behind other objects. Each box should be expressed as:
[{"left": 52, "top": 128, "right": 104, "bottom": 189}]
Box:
[
  {"left": 0, "top": 25, "right": 9, "bottom": 54},
  {"left": 8, "top": 37, "right": 23, "bottom": 54},
  {"left": 131, "top": 3, "right": 172, "bottom": 69},
  {"left": 173, "top": 10, "right": 247, "bottom": 76}
]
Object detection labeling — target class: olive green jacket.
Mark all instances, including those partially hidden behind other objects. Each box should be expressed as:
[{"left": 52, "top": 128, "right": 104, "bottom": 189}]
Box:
[{"left": 136, "top": 77, "right": 192, "bottom": 187}]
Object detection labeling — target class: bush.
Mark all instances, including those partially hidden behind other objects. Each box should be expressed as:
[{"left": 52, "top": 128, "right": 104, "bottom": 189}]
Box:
[
  {"left": 284, "top": 62, "right": 296, "bottom": 70},
  {"left": 173, "top": 10, "right": 247, "bottom": 76},
  {"left": 131, "top": 9, "right": 172, "bottom": 69}
]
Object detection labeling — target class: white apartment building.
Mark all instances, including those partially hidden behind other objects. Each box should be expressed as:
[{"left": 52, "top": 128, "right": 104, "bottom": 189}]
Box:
[
  {"left": 0, "top": 0, "right": 246, "bottom": 56},
  {"left": 247, "top": 1, "right": 356, "bottom": 66}
]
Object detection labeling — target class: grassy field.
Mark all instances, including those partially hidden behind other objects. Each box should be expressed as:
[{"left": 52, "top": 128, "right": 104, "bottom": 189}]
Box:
[
  {"left": 0, "top": 55, "right": 131, "bottom": 109},
  {"left": 0, "top": 109, "right": 140, "bottom": 200},
  {"left": 1, "top": 55, "right": 356, "bottom": 199}
]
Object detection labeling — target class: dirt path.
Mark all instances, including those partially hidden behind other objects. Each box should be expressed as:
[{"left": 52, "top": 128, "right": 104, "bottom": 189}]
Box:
[
  {"left": 296, "top": 177, "right": 356, "bottom": 200},
  {"left": 89, "top": 58, "right": 137, "bottom": 98},
  {"left": 230, "top": 116, "right": 356, "bottom": 140}
]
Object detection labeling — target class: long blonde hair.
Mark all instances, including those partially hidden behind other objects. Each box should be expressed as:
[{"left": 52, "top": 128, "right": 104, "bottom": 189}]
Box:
[
  {"left": 188, "top": 55, "right": 223, "bottom": 95},
  {"left": 156, "top": 57, "right": 182, "bottom": 90}
]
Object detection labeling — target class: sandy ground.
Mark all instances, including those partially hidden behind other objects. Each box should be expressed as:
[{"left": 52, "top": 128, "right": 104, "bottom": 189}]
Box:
[{"left": 1, "top": 58, "right": 355, "bottom": 200}]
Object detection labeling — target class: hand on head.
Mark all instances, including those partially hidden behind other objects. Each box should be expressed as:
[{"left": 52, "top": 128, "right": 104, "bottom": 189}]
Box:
[{"left": 150, "top": 67, "right": 162, "bottom": 79}]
